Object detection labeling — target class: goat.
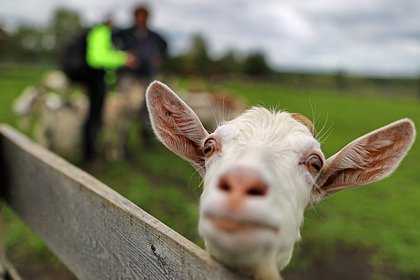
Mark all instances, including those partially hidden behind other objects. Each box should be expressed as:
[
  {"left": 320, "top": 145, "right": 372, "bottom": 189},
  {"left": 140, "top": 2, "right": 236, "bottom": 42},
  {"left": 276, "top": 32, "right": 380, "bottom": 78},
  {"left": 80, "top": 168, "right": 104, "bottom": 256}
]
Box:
[
  {"left": 102, "top": 86, "right": 144, "bottom": 159},
  {"left": 41, "top": 70, "right": 69, "bottom": 95},
  {"left": 13, "top": 72, "right": 144, "bottom": 161},
  {"left": 13, "top": 85, "right": 87, "bottom": 161},
  {"left": 145, "top": 81, "right": 416, "bottom": 280}
]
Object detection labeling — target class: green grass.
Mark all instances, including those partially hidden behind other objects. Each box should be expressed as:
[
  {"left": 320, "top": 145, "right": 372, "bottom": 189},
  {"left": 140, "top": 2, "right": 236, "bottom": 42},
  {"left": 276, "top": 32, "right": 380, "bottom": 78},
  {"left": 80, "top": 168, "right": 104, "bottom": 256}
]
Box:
[{"left": 1, "top": 64, "right": 419, "bottom": 278}]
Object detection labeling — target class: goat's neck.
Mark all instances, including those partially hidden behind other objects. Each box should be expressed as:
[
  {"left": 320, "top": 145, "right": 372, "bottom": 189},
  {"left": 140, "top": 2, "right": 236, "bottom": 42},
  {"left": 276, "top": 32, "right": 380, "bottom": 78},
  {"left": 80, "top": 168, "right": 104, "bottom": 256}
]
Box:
[{"left": 254, "top": 263, "right": 283, "bottom": 280}]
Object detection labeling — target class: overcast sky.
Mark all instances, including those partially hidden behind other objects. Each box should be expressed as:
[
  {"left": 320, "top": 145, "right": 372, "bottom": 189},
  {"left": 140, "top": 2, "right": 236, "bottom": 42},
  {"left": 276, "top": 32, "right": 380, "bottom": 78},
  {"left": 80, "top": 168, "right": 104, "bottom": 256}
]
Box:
[{"left": 1, "top": 0, "right": 420, "bottom": 76}]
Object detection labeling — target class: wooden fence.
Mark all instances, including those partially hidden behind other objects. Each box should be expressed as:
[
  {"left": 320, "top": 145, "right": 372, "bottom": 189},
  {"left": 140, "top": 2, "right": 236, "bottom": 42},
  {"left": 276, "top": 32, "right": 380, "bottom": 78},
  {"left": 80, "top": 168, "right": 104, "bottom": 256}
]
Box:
[{"left": 0, "top": 124, "right": 247, "bottom": 280}]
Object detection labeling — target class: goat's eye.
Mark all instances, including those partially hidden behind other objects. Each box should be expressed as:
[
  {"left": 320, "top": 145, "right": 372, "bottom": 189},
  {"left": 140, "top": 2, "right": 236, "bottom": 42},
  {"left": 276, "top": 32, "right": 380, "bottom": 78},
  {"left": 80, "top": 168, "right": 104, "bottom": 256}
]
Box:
[
  {"left": 203, "top": 138, "right": 217, "bottom": 157},
  {"left": 306, "top": 154, "right": 323, "bottom": 174}
]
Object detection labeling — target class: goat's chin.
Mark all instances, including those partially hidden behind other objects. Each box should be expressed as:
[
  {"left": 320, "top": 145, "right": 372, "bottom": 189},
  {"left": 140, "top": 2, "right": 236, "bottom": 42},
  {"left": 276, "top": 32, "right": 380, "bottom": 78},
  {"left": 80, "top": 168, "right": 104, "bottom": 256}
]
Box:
[{"left": 199, "top": 216, "right": 279, "bottom": 266}]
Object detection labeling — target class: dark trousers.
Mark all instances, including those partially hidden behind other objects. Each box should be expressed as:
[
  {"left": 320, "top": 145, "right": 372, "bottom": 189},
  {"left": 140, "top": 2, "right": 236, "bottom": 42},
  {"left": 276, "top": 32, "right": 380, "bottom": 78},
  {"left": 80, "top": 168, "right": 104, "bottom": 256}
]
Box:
[{"left": 80, "top": 70, "right": 106, "bottom": 162}]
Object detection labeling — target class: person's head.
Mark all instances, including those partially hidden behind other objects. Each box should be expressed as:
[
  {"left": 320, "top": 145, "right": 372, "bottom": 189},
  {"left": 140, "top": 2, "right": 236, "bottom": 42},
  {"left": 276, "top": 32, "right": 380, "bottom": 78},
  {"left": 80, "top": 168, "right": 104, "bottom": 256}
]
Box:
[
  {"left": 133, "top": 5, "right": 150, "bottom": 29},
  {"left": 90, "top": 8, "right": 113, "bottom": 26},
  {"left": 103, "top": 16, "right": 113, "bottom": 27}
]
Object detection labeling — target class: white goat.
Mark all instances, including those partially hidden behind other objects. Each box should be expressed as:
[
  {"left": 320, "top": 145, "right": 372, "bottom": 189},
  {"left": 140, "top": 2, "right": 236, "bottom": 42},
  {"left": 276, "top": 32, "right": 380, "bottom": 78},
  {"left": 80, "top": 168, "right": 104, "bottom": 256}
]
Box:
[
  {"left": 13, "top": 72, "right": 144, "bottom": 161},
  {"left": 145, "top": 81, "right": 416, "bottom": 280},
  {"left": 13, "top": 85, "right": 87, "bottom": 161},
  {"left": 102, "top": 86, "right": 144, "bottom": 159}
]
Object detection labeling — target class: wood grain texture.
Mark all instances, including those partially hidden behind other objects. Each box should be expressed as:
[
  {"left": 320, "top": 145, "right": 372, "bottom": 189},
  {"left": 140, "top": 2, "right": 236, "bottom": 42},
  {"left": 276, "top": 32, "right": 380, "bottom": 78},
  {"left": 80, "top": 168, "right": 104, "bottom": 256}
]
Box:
[{"left": 0, "top": 125, "right": 248, "bottom": 280}]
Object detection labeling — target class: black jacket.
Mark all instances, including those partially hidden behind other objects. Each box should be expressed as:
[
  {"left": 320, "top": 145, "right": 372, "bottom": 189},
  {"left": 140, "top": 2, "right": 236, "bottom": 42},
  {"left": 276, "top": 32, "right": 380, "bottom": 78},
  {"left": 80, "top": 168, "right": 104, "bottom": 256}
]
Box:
[{"left": 113, "top": 27, "right": 168, "bottom": 79}]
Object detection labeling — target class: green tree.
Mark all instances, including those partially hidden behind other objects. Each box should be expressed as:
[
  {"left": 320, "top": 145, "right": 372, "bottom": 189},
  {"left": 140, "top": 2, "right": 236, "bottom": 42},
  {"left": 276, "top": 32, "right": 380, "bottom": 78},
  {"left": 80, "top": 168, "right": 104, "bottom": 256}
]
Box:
[
  {"left": 183, "top": 34, "right": 214, "bottom": 75},
  {"left": 215, "top": 50, "right": 240, "bottom": 74},
  {"left": 5, "top": 26, "right": 51, "bottom": 62},
  {"left": 334, "top": 69, "right": 348, "bottom": 90},
  {"left": 0, "top": 27, "right": 20, "bottom": 62},
  {"left": 49, "top": 8, "right": 83, "bottom": 52},
  {"left": 242, "top": 51, "right": 272, "bottom": 76},
  {"left": 0, "top": 8, "right": 84, "bottom": 63}
]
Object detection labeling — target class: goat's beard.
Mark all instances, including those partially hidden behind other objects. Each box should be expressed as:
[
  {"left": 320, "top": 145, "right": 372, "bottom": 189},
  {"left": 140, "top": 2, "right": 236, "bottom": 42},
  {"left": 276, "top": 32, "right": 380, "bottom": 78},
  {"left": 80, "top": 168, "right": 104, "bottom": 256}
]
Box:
[{"left": 199, "top": 203, "right": 305, "bottom": 274}]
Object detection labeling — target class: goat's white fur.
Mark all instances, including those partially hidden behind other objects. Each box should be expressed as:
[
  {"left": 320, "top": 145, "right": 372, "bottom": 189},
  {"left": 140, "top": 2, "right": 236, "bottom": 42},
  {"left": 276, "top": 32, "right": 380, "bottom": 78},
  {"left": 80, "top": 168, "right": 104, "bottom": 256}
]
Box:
[
  {"left": 146, "top": 81, "right": 416, "bottom": 280},
  {"left": 13, "top": 85, "right": 87, "bottom": 160}
]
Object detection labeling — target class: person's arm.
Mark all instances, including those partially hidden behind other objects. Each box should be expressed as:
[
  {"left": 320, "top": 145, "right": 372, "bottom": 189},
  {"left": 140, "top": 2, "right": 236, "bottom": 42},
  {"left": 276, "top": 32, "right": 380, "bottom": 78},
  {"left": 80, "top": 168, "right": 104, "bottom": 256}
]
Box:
[{"left": 86, "top": 25, "right": 128, "bottom": 69}]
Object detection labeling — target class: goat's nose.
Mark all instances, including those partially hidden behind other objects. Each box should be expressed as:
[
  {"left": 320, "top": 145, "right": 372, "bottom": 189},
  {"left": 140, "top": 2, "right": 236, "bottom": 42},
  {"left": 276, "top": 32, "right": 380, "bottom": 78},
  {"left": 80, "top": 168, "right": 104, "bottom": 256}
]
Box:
[{"left": 218, "top": 167, "right": 268, "bottom": 210}]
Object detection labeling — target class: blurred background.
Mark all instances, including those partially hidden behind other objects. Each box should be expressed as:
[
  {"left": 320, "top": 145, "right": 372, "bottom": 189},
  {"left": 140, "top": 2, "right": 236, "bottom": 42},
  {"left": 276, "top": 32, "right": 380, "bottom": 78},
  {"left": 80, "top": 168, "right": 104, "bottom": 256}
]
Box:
[{"left": 1, "top": 0, "right": 419, "bottom": 279}]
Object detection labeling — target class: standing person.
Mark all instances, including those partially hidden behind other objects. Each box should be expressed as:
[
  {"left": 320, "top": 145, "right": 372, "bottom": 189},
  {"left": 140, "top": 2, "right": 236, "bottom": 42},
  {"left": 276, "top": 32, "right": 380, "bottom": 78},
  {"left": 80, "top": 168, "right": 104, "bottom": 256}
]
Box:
[
  {"left": 113, "top": 4, "right": 168, "bottom": 148},
  {"left": 61, "top": 18, "right": 136, "bottom": 164}
]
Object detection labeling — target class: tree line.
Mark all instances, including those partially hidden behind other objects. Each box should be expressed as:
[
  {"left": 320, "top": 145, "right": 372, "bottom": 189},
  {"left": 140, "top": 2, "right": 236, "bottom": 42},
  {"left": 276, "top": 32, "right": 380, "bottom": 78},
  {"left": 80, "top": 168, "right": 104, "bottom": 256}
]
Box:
[
  {"left": 0, "top": 8, "right": 273, "bottom": 77},
  {"left": 1, "top": 7, "right": 418, "bottom": 95}
]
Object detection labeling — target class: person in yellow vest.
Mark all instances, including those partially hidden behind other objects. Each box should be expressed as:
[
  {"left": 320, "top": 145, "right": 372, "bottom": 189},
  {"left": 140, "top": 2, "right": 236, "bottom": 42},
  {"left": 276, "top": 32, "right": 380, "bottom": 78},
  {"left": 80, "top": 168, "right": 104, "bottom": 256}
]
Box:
[{"left": 80, "top": 18, "right": 136, "bottom": 163}]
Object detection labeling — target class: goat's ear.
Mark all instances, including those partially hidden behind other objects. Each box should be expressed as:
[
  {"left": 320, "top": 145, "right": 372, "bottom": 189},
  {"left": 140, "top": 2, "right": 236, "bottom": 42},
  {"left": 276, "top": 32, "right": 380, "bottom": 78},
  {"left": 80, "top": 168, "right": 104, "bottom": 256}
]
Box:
[
  {"left": 146, "top": 81, "right": 209, "bottom": 176},
  {"left": 309, "top": 119, "right": 415, "bottom": 206}
]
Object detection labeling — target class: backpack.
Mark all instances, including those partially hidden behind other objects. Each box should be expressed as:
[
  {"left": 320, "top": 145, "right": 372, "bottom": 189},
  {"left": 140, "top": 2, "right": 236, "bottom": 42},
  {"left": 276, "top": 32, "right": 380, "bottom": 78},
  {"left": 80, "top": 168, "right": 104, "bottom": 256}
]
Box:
[{"left": 59, "top": 30, "right": 89, "bottom": 81}]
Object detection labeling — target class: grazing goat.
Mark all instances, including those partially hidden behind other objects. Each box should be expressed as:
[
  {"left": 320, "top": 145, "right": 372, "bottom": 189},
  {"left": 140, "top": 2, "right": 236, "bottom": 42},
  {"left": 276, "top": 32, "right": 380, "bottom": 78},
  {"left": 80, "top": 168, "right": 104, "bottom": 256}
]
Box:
[
  {"left": 145, "top": 81, "right": 416, "bottom": 280},
  {"left": 13, "top": 71, "right": 144, "bottom": 161},
  {"left": 13, "top": 85, "right": 87, "bottom": 161}
]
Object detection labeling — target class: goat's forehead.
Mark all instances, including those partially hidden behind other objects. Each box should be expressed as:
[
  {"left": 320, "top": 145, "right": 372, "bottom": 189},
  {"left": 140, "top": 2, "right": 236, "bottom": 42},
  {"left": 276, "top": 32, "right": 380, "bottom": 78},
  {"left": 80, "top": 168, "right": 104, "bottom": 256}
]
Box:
[{"left": 215, "top": 107, "right": 316, "bottom": 145}]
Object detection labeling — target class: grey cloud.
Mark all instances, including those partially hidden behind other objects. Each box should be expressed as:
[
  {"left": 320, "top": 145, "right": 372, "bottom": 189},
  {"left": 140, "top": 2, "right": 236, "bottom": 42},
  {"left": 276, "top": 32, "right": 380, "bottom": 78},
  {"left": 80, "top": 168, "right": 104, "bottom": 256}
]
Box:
[{"left": 1, "top": 0, "right": 419, "bottom": 76}]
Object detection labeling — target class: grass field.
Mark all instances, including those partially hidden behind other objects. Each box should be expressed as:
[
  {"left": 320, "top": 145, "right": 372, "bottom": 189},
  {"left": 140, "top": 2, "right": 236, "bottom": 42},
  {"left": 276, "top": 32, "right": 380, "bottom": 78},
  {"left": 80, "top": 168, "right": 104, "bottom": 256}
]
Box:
[{"left": 1, "top": 64, "right": 419, "bottom": 279}]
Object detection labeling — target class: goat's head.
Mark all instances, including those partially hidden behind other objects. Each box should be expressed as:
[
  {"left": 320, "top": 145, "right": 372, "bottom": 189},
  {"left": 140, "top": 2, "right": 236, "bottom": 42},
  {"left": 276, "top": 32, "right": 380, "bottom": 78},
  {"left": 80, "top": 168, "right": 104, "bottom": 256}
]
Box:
[{"left": 146, "top": 81, "right": 416, "bottom": 280}]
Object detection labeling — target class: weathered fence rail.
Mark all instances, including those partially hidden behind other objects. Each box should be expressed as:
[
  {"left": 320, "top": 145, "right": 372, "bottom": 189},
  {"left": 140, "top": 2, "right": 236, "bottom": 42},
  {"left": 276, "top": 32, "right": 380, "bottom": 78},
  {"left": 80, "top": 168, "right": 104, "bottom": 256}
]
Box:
[{"left": 0, "top": 124, "right": 247, "bottom": 280}]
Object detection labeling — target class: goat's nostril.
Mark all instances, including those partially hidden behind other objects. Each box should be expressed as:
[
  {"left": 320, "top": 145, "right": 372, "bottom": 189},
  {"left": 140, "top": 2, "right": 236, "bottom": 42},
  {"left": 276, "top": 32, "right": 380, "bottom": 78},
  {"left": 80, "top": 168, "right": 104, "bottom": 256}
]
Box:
[
  {"left": 246, "top": 183, "right": 268, "bottom": 196},
  {"left": 218, "top": 178, "right": 232, "bottom": 192},
  {"left": 218, "top": 171, "right": 268, "bottom": 198}
]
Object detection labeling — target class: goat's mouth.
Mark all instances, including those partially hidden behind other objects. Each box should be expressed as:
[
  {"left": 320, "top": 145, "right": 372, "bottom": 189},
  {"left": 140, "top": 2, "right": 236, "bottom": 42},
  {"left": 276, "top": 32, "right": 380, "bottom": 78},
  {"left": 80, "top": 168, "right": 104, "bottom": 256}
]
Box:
[{"left": 204, "top": 214, "right": 279, "bottom": 234}]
